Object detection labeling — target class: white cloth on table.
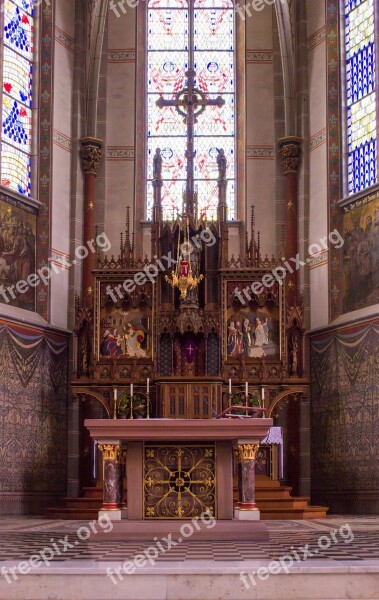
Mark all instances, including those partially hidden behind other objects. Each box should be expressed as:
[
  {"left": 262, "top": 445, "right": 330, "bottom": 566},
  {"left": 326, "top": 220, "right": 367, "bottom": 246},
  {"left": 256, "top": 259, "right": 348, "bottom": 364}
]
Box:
[{"left": 261, "top": 426, "right": 283, "bottom": 479}]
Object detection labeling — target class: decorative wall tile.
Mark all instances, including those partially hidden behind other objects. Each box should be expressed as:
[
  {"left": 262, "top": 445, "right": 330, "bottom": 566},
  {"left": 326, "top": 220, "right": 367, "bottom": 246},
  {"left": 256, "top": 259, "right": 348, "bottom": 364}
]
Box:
[
  {"left": 106, "top": 146, "right": 135, "bottom": 161},
  {"left": 307, "top": 25, "right": 326, "bottom": 53},
  {"left": 37, "top": 2, "right": 54, "bottom": 320},
  {"left": 326, "top": 0, "right": 342, "bottom": 320},
  {"left": 308, "top": 249, "right": 328, "bottom": 269},
  {"left": 246, "top": 145, "right": 275, "bottom": 160},
  {"left": 309, "top": 127, "right": 327, "bottom": 152},
  {"left": 108, "top": 48, "right": 135, "bottom": 63},
  {"left": 53, "top": 129, "right": 72, "bottom": 153},
  {"left": 246, "top": 49, "right": 273, "bottom": 64},
  {"left": 55, "top": 25, "right": 74, "bottom": 53}
]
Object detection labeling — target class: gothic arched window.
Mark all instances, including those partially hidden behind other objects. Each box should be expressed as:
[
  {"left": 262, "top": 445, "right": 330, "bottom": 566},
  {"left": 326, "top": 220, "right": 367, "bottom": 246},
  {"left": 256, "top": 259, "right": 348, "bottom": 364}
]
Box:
[
  {"left": 0, "top": 0, "right": 35, "bottom": 197},
  {"left": 344, "top": 0, "right": 377, "bottom": 195},
  {"left": 146, "top": 0, "right": 236, "bottom": 221}
]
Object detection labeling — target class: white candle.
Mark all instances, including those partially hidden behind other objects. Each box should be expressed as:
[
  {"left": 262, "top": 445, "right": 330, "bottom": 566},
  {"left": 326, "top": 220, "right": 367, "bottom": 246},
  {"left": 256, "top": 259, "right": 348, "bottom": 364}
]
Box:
[
  {"left": 262, "top": 387, "right": 265, "bottom": 400},
  {"left": 245, "top": 382, "right": 248, "bottom": 396},
  {"left": 229, "top": 379, "right": 231, "bottom": 394},
  {"left": 113, "top": 388, "right": 117, "bottom": 401},
  {"left": 131, "top": 383, "right": 134, "bottom": 397},
  {"left": 147, "top": 378, "right": 150, "bottom": 394}
]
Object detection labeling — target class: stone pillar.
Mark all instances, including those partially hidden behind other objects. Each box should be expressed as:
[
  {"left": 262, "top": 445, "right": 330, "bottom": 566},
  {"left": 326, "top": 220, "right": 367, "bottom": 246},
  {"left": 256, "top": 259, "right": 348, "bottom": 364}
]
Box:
[
  {"left": 98, "top": 443, "right": 127, "bottom": 521},
  {"left": 234, "top": 441, "right": 260, "bottom": 520},
  {"left": 80, "top": 137, "right": 103, "bottom": 308},
  {"left": 279, "top": 137, "right": 301, "bottom": 307}
]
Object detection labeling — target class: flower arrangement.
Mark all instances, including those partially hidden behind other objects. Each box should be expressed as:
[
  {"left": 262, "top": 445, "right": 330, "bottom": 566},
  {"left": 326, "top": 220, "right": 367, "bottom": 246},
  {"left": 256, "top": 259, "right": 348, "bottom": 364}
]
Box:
[
  {"left": 229, "top": 392, "right": 261, "bottom": 416},
  {"left": 117, "top": 392, "right": 147, "bottom": 419}
]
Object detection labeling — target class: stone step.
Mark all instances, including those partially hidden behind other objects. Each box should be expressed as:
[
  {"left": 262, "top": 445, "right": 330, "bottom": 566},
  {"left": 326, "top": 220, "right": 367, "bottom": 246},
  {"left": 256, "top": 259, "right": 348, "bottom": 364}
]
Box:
[
  {"left": 259, "top": 506, "right": 329, "bottom": 520},
  {"left": 256, "top": 496, "right": 311, "bottom": 509}
]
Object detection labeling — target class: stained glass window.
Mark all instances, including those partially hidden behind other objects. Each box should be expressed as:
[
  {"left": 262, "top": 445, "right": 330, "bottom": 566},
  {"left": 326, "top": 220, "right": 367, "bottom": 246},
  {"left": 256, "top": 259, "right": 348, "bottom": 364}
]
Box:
[
  {"left": 0, "top": 0, "right": 35, "bottom": 197},
  {"left": 147, "top": 0, "right": 236, "bottom": 220},
  {"left": 344, "top": 0, "right": 377, "bottom": 194}
]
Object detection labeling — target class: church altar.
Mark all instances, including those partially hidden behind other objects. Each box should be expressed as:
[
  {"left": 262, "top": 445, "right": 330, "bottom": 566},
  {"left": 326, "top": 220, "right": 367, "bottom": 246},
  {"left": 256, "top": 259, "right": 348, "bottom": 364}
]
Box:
[{"left": 85, "top": 417, "right": 273, "bottom": 521}]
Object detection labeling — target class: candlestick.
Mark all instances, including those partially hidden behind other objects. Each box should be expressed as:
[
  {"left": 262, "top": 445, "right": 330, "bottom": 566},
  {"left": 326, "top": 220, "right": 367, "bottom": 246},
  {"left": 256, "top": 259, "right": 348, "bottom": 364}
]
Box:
[
  {"left": 229, "top": 379, "right": 231, "bottom": 394},
  {"left": 113, "top": 388, "right": 117, "bottom": 419},
  {"left": 130, "top": 383, "right": 134, "bottom": 419},
  {"left": 147, "top": 378, "right": 150, "bottom": 394}
]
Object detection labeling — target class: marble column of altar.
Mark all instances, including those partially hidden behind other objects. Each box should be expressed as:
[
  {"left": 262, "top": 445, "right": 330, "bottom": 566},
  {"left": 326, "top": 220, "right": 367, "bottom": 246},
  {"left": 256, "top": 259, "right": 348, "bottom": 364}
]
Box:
[
  {"left": 234, "top": 442, "right": 260, "bottom": 520},
  {"left": 98, "top": 443, "right": 127, "bottom": 520}
]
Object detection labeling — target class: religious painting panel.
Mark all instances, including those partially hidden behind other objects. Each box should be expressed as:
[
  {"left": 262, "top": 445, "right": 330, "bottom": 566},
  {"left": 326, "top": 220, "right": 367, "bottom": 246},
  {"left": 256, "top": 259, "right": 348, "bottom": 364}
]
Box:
[
  {"left": 0, "top": 194, "right": 36, "bottom": 311},
  {"left": 342, "top": 189, "right": 379, "bottom": 312},
  {"left": 95, "top": 278, "right": 154, "bottom": 361},
  {"left": 222, "top": 277, "right": 284, "bottom": 362}
]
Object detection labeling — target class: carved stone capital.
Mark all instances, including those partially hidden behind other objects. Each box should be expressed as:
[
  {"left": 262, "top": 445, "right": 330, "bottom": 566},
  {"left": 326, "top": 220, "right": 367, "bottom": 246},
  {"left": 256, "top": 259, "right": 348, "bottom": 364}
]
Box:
[
  {"left": 279, "top": 137, "right": 302, "bottom": 175},
  {"left": 98, "top": 443, "right": 123, "bottom": 462},
  {"left": 237, "top": 443, "right": 259, "bottom": 462},
  {"left": 80, "top": 137, "right": 103, "bottom": 176}
]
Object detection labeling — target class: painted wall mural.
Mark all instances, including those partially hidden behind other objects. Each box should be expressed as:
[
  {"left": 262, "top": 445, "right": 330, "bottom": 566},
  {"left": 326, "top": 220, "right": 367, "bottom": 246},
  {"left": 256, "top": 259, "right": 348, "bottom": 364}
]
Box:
[
  {"left": 0, "top": 195, "right": 36, "bottom": 311},
  {"left": 343, "top": 190, "right": 379, "bottom": 312},
  {"left": 310, "top": 320, "right": 379, "bottom": 514},
  {"left": 0, "top": 321, "right": 69, "bottom": 514}
]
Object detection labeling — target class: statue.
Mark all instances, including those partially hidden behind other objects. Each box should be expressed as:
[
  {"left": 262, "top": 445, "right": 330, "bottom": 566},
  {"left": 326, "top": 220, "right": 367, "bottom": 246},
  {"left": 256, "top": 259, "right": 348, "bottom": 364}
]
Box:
[
  {"left": 217, "top": 148, "right": 227, "bottom": 180},
  {"left": 153, "top": 148, "right": 162, "bottom": 180},
  {"left": 289, "top": 331, "right": 300, "bottom": 377}
]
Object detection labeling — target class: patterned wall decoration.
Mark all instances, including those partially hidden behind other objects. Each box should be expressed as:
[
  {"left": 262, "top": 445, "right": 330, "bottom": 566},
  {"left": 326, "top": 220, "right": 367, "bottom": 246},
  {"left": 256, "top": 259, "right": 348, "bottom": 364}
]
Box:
[
  {"left": 310, "top": 319, "right": 379, "bottom": 514},
  {"left": 326, "top": 0, "right": 343, "bottom": 321},
  {"left": 36, "top": 1, "right": 54, "bottom": 320},
  {"left": 0, "top": 320, "right": 69, "bottom": 514}
]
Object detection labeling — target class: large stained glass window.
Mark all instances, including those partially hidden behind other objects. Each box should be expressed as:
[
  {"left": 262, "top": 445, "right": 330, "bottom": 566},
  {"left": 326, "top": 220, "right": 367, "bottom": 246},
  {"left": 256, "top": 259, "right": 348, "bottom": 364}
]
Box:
[
  {"left": 0, "top": 0, "right": 34, "bottom": 197},
  {"left": 344, "top": 0, "right": 377, "bottom": 195},
  {"left": 147, "top": 0, "right": 235, "bottom": 221}
]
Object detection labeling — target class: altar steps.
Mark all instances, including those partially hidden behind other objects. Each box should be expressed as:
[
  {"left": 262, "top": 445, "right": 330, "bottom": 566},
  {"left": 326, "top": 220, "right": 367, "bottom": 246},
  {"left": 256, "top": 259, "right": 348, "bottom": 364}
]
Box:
[
  {"left": 254, "top": 477, "right": 328, "bottom": 520},
  {"left": 47, "top": 479, "right": 328, "bottom": 520}
]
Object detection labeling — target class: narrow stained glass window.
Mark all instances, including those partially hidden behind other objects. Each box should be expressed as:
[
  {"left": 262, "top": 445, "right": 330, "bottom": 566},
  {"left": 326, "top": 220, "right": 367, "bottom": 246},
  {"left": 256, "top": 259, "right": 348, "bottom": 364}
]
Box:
[
  {"left": 344, "top": 0, "right": 377, "bottom": 194},
  {"left": 1, "top": 0, "right": 34, "bottom": 197},
  {"left": 147, "top": 0, "right": 236, "bottom": 221}
]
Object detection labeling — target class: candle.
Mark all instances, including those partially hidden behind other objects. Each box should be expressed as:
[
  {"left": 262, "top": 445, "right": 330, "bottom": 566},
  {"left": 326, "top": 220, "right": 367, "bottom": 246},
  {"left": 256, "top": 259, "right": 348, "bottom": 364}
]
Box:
[
  {"left": 113, "top": 388, "right": 117, "bottom": 401},
  {"left": 147, "top": 378, "right": 150, "bottom": 394},
  {"left": 262, "top": 387, "right": 265, "bottom": 400},
  {"left": 229, "top": 379, "right": 231, "bottom": 394},
  {"left": 245, "top": 382, "right": 248, "bottom": 396},
  {"left": 131, "top": 383, "right": 134, "bottom": 397}
]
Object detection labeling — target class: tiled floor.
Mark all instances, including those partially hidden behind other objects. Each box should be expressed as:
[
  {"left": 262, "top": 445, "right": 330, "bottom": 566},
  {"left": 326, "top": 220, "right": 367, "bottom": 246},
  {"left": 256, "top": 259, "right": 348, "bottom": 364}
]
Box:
[{"left": 0, "top": 516, "right": 378, "bottom": 564}]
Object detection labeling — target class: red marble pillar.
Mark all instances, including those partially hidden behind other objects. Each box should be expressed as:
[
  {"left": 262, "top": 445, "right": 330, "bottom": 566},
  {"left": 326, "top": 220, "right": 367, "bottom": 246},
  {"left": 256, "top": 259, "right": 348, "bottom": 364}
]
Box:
[
  {"left": 279, "top": 137, "right": 302, "bottom": 307},
  {"left": 98, "top": 443, "right": 125, "bottom": 513},
  {"left": 80, "top": 137, "right": 103, "bottom": 308},
  {"left": 234, "top": 442, "right": 260, "bottom": 520}
]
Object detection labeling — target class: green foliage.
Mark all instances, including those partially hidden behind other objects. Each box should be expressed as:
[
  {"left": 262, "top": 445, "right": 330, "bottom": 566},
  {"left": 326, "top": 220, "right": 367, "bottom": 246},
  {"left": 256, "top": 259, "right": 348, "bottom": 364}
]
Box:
[
  {"left": 117, "top": 392, "right": 146, "bottom": 418},
  {"left": 229, "top": 392, "right": 261, "bottom": 415}
]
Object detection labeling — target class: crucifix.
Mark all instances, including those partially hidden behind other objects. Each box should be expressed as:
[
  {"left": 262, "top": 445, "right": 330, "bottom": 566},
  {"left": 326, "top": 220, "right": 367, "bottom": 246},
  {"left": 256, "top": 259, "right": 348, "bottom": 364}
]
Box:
[
  {"left": 187, "top": 344, "right": 195, "bottom": 357},
  {"left": 156, "top": 6, "right": 225, "bottom": 217}
]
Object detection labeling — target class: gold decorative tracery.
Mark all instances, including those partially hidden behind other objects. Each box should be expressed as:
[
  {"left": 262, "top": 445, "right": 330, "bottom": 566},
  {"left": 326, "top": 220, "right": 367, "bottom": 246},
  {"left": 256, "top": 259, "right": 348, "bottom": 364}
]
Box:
[{"left": 143, "top": 445, "right": 216, "bottom": 519}]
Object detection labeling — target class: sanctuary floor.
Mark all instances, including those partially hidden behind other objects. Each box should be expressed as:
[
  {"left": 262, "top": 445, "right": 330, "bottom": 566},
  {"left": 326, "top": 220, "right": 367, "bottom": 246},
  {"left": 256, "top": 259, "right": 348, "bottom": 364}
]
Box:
[{"left": 0, "top": 516, "right": 378, "bottom": 599}]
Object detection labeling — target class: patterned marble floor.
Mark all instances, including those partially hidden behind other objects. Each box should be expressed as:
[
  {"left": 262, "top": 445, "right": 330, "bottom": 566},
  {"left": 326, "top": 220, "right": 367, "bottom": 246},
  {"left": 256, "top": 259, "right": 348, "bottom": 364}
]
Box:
[{"left": 0, "top": 516, "right": 378, "bottom": 564}]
